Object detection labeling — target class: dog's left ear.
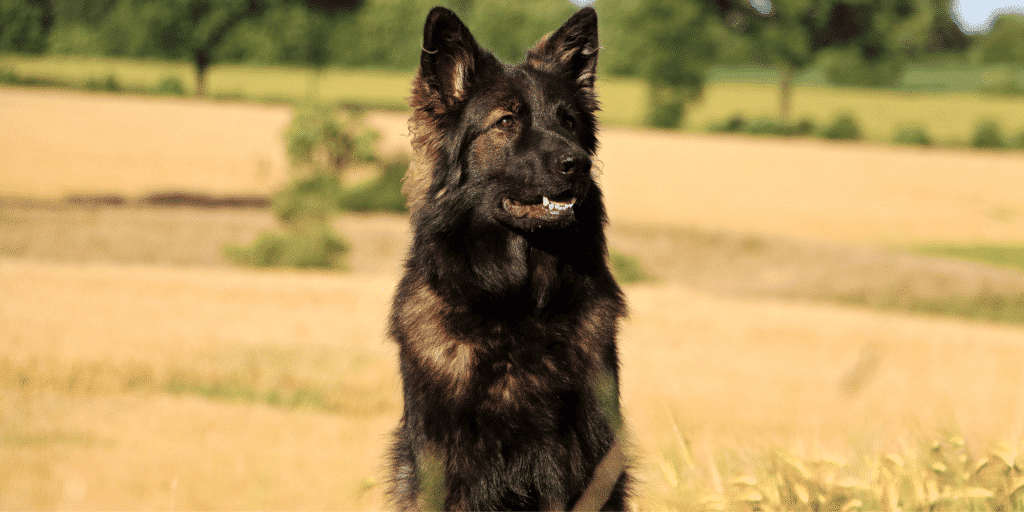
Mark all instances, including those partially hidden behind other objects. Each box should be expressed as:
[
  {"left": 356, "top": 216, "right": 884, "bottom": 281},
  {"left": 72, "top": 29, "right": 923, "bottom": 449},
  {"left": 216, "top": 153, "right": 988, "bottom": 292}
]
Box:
[{"left": 527, "top": 7, "right": 599, "bottom": 100}]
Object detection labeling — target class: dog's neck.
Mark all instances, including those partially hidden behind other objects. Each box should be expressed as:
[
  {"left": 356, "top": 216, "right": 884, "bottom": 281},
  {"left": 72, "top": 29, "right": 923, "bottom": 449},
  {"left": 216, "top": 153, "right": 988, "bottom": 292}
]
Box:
[{"left": 413, "top": 221, "right": 602, "bottom": 316}]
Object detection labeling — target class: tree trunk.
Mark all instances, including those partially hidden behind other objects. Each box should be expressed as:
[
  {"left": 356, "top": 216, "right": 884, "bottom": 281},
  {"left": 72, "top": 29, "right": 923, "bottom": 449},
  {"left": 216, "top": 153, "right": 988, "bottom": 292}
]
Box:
[
  {"left": 779, "top": 64, "right": 794, "bottom": 121},
  {"left": 194, "top": 51, "right": 211, "bottom": 97}
]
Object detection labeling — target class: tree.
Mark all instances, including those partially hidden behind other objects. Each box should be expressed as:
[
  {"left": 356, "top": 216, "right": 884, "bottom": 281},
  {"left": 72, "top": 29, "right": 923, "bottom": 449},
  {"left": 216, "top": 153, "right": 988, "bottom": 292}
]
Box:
[
  {"left": 101, "top": 0, "right": 265, "bottom": 95},
  {"left": 0, "top": 0, "right": 54, "bottom": 54},
  {"left": 174, "top": 0, "right": 265, "bottom": 96},
  {"left": 739, "top": 0, "right": 936, "bottom": 120},
  {"left": 621, "top": 0, "right": 726, "bottom": 128},
  {"left": 975, "top": 14, "right": 1024, "bottom": 92}
]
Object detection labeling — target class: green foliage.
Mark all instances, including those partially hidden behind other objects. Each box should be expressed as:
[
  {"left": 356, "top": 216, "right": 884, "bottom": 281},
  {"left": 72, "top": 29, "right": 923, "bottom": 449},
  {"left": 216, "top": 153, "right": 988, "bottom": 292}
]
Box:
[
  {"left": 0, "top": 0, "right": 54, "bottom": 53},
  {"left": 914, "top": 244, "right": 1024, "bottom": 272},
  {"left": 646, "top": 85, "right": 689, "bottom": 129},
  {"left": 229, "top": 103, "right": 406, "bottom": 270},
  {"left": 610, "top": 251, "right": 653, "bottom": 284},
  {"left": 46, "top": 22, "right": 106, "bottom": 56},
  {"left": 226, "top": 223, "right": 348, "bottom": 269},
  {"left": 741, "top": 0, "right": 935, "bottom": 118},
  {"left": 214, "top": 3, "right": 331, "bottom": 66},
  {"left": 461, "top": 0, "right": 576, "bottom": 64},
  {"left": 708, "top": 114, "right": 749, "bottom": 133},
  {"left": 154, "top": 75, "right": 185, "bottom": 95},
  {"left": 821, "top": 46, "right": 906, "bottom": 88},
  {"left": 821, "top": 113, "right": 863, "bottom": 141},
  {"left": 347, "top": 0, "right": 435, "bottom": 69},
  {"left": 975, "top": 15, "right": 1024, "bottom": 67},
  {"left": 893, "top": 125, "right": 933, "bottom": 146},
  {"left": 630, "top": 0, "right": 720, "bottom": 128},
  {"left": 273, "top": 174, "right": 343, "bottom": 224},
  {"left": 708, "top": 115, "right": 816, "bottom": 137},
  {"left": 338, "top": 156, "right": 410, "bottom": 213},
  {"left": 972, "top": 119, "right": 1006, "bottom": 149},
  {"left": 85, "top": 72, "right": 122, "bottom": 92},
  {"left": 284, "top": 105, "right": 378, "bottom": 173}
]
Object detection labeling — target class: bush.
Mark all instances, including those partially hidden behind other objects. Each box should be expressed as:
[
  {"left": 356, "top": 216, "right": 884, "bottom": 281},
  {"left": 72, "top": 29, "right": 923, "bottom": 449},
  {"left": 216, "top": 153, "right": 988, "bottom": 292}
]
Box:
[
  {"left": 971, "top": 119, "right": 1005, "bottom": 149},
  {"left": 85, "top": 73, "right": 121, "bottom": 92},
  {"left": 708, "top": 116, "right": 817, "bottom": 138},
  {"left": 338, "top": 156, "right": 409, "bottom": 213},
  {"left": 645, "top": 84, "right": 688, "bottom": 129},
  {"left": 154, "top": 76, "right": 185, "bottom": 96},
  {"left": 610, "top": 251, "right": 652, "bottom": 284},
  {"left": 226, "top": 224, "right": 348, "bottom": 269},
  {"left": 228, "top": 103, "right": 407, "bottom": 269},
  {"left": 893, "top": 125, "right": 932, "bottom": 146},
  {"left": 820, "top": 113, "right": 862, "bottom": 141},
  {"left": 707, "top": 114, "right": 747, "bottom": 133}
]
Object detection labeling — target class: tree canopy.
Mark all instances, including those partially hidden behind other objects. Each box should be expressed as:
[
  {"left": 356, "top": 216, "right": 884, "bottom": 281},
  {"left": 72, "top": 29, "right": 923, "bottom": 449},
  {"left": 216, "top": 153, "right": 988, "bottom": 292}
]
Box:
[
  {"left": 0, "top": 0, "right": 53, "bottom": 53},
  {"left": 737, "top": 0, "right": 937, "bottom": 119}
]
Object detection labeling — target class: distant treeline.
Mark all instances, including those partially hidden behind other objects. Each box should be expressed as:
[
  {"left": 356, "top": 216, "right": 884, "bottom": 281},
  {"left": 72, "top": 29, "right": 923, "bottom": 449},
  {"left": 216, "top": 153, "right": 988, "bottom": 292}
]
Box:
[
  {"left": 2, "top": 0, "right": 977, "bottom": 74},
  {"left": 4, "top": 0, "right": 1021, "bottom": 127}
]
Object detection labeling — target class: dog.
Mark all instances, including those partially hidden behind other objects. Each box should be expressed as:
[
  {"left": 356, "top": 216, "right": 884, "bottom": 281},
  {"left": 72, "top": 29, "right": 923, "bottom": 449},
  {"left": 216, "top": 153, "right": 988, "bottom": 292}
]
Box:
[{"left": 387, "top": 6, "right": 629, "bottom": 510}]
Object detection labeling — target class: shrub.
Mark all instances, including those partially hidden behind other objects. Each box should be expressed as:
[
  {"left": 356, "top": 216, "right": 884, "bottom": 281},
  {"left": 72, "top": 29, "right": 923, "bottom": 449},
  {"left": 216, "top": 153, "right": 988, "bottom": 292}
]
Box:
[
  {"left": 610, "top": 251, "right": 652, "bottom": 284},
  {"left": 338, "top": 156, "right": 409, "bottom": 213},
  {"left": 820, "top": 113, "right": 862, "bottom": 141},
  {"left": 708, "top": 116, "right": 817, "bottom": 138},
  {"left": 645, "top": 84, "right": 688, "bottom": 129},
  {"left": 746, "top": 118, "right": 786, "bottom": 136},
  {"left": 971, "top": 119, "right": 1005, "bottom": 149},
  {"left": 228, "top": 103, "right": 407, "bottom": 269},
  {"left": 154, "top": 76, "right": 185, "bottom": 96},
  {"left": 708, "top": 114, "right": 747, "bottom": 133},
  {"left": 893, "top": 125, "right": 932, "bottom": 146},
  {"left": 85, "top": 73, "right": 121, "bottom": 92},
  {"left": 226, "top": 225, "right": 348, "bottom": 269},
  {"left": 0, "top": 68, "right": 16, "bottom": 84}
]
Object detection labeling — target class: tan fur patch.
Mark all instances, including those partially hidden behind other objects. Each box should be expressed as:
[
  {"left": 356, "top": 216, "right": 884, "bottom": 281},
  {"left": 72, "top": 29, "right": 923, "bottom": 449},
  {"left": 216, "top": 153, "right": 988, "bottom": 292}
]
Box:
[{"left": 398, "top": 280, "right": 477, "bottom": 396}]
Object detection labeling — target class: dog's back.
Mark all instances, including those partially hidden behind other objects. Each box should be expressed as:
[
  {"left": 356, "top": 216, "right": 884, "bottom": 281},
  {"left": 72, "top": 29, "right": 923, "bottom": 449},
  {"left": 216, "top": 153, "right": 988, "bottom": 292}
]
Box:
[{"left": 388, "top": 7, "right": 629, "bottom": 510}]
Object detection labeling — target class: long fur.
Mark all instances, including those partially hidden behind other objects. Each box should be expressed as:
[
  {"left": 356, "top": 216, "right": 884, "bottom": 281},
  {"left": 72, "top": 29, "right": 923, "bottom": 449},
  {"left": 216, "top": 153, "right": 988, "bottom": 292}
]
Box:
[{"left": 388, "top": 7, "right": 629, "bottom": 511}]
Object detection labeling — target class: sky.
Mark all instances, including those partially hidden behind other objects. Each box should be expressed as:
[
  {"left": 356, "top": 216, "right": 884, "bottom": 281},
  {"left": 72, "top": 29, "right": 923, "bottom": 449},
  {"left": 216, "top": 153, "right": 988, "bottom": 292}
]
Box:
[
  {"left": 951, "top": 0, "right": 1024, "bottom": 33},
  {"left": 567, "top": 0, "right": 1024, "bottom": 35}
]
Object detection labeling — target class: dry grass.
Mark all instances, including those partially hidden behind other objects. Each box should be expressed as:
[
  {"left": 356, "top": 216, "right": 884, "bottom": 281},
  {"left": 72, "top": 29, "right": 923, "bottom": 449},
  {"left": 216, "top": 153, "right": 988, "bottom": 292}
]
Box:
[
  {"left": 4, "top": 88, "right": 1024, "bottom": 510},
  {"left": 0, "top": 259, "right": 400, "bottom": 509},
  {"left": 6, "top": 87, "right": 1024, "bottom": 244},
  {"left": 3, "top": 260, "right": 1024, "bottom": 509}
]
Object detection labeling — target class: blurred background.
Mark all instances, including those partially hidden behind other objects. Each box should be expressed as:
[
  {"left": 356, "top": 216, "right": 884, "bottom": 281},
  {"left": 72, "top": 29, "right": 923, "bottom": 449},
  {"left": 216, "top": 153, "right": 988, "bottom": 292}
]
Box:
[{"left": 3, "top": 0, "right": 1024, "bottom": 510}]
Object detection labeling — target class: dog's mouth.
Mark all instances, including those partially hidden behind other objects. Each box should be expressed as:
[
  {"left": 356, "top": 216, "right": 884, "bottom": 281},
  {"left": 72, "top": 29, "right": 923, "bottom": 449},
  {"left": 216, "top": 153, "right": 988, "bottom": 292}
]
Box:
[{"left": 502, "top": 194, "right": 577, "bottom": 220}]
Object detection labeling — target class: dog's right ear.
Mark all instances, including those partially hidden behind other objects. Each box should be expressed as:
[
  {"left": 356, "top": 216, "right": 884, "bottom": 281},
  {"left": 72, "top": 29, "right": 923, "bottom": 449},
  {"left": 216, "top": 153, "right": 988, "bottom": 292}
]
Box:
[{"left": 416, "top": 7, "right": 482, "bottom": 107}]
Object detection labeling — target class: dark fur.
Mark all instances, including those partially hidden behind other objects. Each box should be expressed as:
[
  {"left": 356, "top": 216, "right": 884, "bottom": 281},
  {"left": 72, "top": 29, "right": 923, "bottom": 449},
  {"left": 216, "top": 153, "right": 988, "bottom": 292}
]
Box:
[{"left": 388, "top": 7, "right": 628, "bottom": 511}]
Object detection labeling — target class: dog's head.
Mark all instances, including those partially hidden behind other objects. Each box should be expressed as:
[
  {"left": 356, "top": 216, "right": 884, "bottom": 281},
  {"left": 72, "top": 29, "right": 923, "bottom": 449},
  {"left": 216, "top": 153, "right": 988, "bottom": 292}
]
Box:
[{"left": 405, "top": 7, "right": 600, "bottom": 234}]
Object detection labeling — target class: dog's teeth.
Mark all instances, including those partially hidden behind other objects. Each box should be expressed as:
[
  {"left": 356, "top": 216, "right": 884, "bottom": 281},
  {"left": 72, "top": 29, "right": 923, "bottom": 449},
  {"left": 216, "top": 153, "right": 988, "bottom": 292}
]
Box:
[{"left": 542, "top": 196, "right": 550, "bottom": 207}]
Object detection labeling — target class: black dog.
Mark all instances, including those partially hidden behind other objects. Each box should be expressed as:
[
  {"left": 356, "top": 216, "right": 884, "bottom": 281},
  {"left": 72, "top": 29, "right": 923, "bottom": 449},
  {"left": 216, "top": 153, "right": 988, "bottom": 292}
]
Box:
[{"left": 388, "top": 6, "right": 629, "bottom": 510}]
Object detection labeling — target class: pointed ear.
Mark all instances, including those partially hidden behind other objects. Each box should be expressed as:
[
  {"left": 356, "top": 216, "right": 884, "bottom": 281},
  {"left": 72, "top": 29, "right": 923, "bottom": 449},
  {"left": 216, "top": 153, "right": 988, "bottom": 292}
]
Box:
[
  {"left": 415, "top": 7, "right": 483, "bottom": 106},
  {"left": 526, "top": 7, "right": 599, "bottom": 98}
]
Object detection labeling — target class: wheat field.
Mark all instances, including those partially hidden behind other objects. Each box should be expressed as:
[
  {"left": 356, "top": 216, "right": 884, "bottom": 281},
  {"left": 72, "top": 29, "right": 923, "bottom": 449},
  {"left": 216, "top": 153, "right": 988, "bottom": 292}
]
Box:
[{"left": 3, "top": 87, "right": 1024, "bottom": 509}]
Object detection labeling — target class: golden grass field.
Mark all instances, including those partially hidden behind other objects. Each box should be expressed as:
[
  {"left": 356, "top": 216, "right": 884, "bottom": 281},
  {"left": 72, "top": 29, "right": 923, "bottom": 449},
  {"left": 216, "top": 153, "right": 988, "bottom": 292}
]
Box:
[{"left": 3, "top": 87, "right": 1024, "bottom": 510}]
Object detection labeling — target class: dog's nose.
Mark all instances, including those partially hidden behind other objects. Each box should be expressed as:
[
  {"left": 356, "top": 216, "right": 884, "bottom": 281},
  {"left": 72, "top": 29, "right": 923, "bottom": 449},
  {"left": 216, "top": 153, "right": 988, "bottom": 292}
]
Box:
[{"left": 558, "top": 155, "right": 589, "bottom": 175}]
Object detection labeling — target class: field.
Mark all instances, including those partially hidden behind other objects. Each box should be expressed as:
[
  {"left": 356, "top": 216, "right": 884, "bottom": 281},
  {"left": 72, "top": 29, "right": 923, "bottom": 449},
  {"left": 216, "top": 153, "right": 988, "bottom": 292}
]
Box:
[
  {"left": 3, "top": 86, "right": 1024, "bottom": 510},
  {"left": 7, "top": 54, "right": 1024, "bottom": 142}
]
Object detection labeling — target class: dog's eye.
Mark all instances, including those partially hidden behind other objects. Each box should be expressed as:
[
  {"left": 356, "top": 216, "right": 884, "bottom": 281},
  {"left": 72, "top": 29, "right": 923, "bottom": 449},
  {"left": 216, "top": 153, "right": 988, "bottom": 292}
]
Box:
[
  {"left": 562, "top": 114, "right": 577, "bottom": 131},
  {"left": 496, "top": 115, "right": 516, "bottom": 129}
]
